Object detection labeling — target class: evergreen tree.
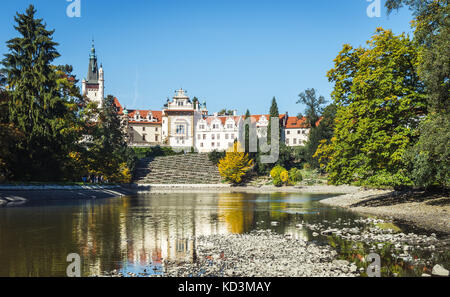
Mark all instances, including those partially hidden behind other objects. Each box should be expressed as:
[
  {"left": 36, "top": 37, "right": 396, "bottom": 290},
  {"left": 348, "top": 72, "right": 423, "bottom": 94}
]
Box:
[
  {"left": 87, "top": 95, "right": 136, "bottom": 182},
  {"left": 267, "top": 97, "right": 280, "bottom": 144},
  {"left": 244, "top": 109, "right": 251, "bottom": 153},
  {"left": 0, "top": 70, "right": 23, "bottom": 181},
  {"left": 305, "top": 103, "right": 337, "bottom": 169},
  {"left": 1, "top": 5, "right": 78, "bottom": 181}
]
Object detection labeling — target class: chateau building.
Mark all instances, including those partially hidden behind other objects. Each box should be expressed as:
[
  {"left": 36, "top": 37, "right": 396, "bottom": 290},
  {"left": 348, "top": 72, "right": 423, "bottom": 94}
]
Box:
[
  {"left": 83, "top": 44, "right": 313, "bottom": 152},
  {"left": 195, "top": 114, "right": 243, "bottom": 153}
]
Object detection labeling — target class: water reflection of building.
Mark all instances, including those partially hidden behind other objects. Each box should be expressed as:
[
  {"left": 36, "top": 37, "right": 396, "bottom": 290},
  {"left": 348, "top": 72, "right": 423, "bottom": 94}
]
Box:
[{"left": 70, "top": 193, "right": 311, "bottom": 276}]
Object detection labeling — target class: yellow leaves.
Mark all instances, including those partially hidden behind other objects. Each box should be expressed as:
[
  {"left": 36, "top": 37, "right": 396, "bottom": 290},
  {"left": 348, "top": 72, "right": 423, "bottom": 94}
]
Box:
[
  {"left": 218, "top": 141, "right": 253, "bottom": 184},
  {"left": 270, "top": 165, "right": 291, "bottom": 187},
  {"left": 69, "top": 151, "right": 81, "bottom": 162},
  {"left": 280, "top": 171, "right": 289, "bottom": 183}
]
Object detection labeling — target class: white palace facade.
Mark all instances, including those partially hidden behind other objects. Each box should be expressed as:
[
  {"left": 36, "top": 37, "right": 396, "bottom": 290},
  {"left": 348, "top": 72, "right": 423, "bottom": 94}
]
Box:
[{"left": 82, "top": 44, "right": 312, "bottom": 153}]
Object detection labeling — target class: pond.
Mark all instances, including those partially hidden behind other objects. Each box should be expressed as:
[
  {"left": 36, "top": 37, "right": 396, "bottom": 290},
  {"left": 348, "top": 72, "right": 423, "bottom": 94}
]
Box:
[{"left": 0, "top": 192, "right": 448, "bottom": 277}]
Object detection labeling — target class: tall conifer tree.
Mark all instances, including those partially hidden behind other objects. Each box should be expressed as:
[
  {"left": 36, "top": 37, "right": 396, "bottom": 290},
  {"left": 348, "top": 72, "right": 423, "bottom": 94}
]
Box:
[{"left": 2, "top": 5, "right": 71, "bottom": 180}]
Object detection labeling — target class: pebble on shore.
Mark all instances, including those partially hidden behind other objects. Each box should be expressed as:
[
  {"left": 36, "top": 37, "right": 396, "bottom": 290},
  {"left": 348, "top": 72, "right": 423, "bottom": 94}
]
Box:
[{"left": 163, "top": 230, "right": 360, "bottom": 277}]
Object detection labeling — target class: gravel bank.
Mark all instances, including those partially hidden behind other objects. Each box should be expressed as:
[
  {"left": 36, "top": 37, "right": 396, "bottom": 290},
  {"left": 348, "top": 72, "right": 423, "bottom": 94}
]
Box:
[
  {"left": 163, "top": 230, "right": 359, "bottom": 277},
  {"left": 321, "top": 189, "right": 450, "bottom": 234}
]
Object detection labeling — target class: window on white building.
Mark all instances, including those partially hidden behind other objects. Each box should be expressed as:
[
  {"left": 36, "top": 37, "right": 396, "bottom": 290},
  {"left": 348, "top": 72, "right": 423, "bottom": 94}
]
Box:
[
  {"left": 198, "top": 134, "right": 201, "bottom": 140},
  {"left": 225, "top": 134, "right": 229, "bottom": 139},
  {"left": 213, "top": 124, "right": 219, "bottom": 129},
  {"left": 176, "top": 125, "right": 185, "bottom": 135},
  {"left": 287, "top": 131, "right": 291, "bottom": 135},
  {"left": 231, "top": 134, "right": 235, "bottom": 139},
  {"left": 203, "top": 134, "right": 206, "bottom": 140},
  {"left": 200, "top": 143, "right": 204, "bottom": 147},
  {"left": 143, "top": 126, "right": 146, "bottom": 131},
  {"left": 212, "top": 134, "right": 215, "bottom": 140},
  {"left": 155, "top": 135, "right": 158, "bottom": 142},
  {"left": 227, "top": 124, "right": 233, "bottom": 129},
  {"left": 143, "top": 134, "right": 147, "bottom": 142},
  {"left": 212, "top": 142, "right": 215, "bottom": 147},
  {"left": 286, "top": 139, "right": 290, "bottom": 145},
  {"left": 297, "top": 130, "right": 301, "bottom": 134},
  {"left": 217, "top": 143, "right": 220, "bottom": 147},
  {"left": 217, "top": 134, "right": 220, "bottom": 140},
  {"left": 293, "top": 139, "right": 297, "bottom": 145}
]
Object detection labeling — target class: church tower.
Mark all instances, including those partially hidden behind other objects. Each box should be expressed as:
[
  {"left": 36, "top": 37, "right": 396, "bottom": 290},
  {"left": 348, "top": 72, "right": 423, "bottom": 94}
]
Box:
[{"left": 82, "top": 41, "right": 104, "bottom": 108}]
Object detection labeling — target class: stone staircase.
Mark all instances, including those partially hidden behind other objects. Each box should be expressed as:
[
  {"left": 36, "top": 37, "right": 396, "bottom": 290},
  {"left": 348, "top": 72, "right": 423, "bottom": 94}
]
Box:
[{"left": 134, "top": 154, "right": 222, "bottom": 184}]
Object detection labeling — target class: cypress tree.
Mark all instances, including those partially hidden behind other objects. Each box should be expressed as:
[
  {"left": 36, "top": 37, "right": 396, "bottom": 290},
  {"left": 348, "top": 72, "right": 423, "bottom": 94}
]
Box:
[
  {"left": 267, "top": 97, "right": 279, "bottom": 144},
  {"left": 244, "top": 109, "right": 251, "bottom": 153}
]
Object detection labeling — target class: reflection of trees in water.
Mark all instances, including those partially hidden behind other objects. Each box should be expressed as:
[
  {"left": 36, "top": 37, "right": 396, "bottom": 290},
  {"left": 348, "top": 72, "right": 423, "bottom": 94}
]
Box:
[
  {"left": 72, "top": 199, "right": 128, "bottom": 276},
  {"left": 217, "top": 193, "right": 255, "bottom": 234},
  {"left": 2, "top": 193, "right": 387, "bottom": 277}
]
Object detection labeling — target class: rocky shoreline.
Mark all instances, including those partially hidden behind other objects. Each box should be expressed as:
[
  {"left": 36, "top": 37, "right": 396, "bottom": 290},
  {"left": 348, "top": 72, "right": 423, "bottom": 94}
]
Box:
[
  {"left": 99, "top": 216, "right": 449, "bottom": 278},
  {"left": 320, "top": 189, "right": 450, "bottom": 235},
  {"left": 100, "top": 226, "right": 449, "bottom": 278},
  {"left": 164, "top": 230, "right": 360, "bottom": 277},
  {"left": 101, "top": 230, "right": 361, "bottom": 277}
]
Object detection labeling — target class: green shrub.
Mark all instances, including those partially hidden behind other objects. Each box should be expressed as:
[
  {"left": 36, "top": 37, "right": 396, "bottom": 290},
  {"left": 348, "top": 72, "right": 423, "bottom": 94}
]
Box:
[
  {"left": 270, "top": 165, "right": 286, "bottom": 179},
  {"left": 273, "top": 176, "right": 283, "bottom": 187},
  {"left": 270, "top": 165, "right": 292, "bottom": 186},
  {"left": 289, "top": 168, "right": 303, "bottom": 184},
  {"left": 208, "top": 150, "right": 226, "bottom": 165},
  {"left": 132, "top": 146, "right": 180, "bottom": 159},
  {"left": 403, "top": 114, "right": 450, "bottom": 188},
  {"left": 361, "top": 171, "right": 413, "bottom": 188}
]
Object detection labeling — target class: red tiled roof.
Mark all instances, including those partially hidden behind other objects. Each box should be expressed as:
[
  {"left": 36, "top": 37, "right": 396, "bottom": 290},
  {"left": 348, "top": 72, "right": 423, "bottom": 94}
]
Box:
[
  {"left": 127, "top": 110, "right": 163, "bottom": 124},
  {"left": 114, "top": 98, "right": 162, "bottom": 124},
  {"left": 285, "top": 117, "right": 309, "bottom": 129},
  {"left": 285, "top": 116, "right": 322, "bottom": 129},
  {"left": 113, "top": 97, "right": 123, "bottom": 113}
]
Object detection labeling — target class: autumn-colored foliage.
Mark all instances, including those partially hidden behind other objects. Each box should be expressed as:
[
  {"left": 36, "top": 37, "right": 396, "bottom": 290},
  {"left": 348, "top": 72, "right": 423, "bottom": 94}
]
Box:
[{"left": 218, "top": 142, "right": 253, "bottom": 184}]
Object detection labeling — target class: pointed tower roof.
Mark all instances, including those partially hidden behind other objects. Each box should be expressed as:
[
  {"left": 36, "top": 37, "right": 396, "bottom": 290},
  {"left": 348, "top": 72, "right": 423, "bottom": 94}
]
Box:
[{"left": 87, "top": 40, "right": 99, "bottom": 84}]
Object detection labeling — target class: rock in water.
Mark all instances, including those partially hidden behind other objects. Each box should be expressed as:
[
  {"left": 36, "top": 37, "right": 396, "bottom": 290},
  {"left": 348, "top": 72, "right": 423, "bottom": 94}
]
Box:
[{"left": 432, "top": 264, "right": 449, "bottom": 277}]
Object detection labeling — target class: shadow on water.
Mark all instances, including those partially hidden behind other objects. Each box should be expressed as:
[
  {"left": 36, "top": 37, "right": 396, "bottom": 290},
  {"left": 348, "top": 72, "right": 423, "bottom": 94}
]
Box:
[{"left": 0, "top": 192, "right": 448, "bottom": 277}]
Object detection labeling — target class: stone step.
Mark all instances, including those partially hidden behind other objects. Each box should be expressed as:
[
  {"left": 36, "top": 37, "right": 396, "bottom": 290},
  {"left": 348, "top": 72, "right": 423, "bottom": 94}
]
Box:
[{"left": 134, "top": 153, "right": 222, "bottom": 184}]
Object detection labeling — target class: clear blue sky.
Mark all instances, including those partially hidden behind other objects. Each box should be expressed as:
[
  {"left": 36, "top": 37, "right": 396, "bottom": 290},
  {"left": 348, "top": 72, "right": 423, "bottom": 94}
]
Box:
[{"left": 0, "top": 0, "right": 414, "bottom": 115}]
